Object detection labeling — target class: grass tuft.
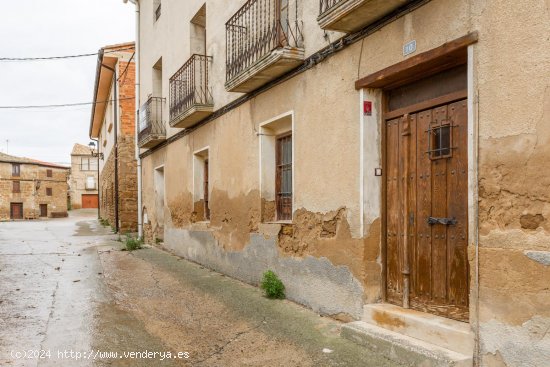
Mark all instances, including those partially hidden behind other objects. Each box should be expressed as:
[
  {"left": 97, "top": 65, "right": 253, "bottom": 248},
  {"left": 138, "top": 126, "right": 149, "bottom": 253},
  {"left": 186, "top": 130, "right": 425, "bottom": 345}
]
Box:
[{"left": 260, "top": 270, "right": 285, "bottom": 299}]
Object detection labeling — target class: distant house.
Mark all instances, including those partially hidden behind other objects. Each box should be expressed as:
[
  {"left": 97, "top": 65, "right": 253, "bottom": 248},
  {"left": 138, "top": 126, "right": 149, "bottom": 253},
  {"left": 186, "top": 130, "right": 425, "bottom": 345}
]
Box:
[
  {"left": 0, "top": 152, "right": 69, "bottom": 220},
  {"left": 69, "top": 143, "right": 99, "bottom": 209}
]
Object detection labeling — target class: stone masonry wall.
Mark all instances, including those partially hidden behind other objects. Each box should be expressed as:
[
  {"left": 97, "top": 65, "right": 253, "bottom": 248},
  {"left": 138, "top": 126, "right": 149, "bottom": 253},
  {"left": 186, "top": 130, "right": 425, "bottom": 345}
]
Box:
[
  {"left": 98, "top": 57, "right": 137, "bottom": 233},
  {"left": 0, "top": 162, "right": 69, "bottom": 220}
]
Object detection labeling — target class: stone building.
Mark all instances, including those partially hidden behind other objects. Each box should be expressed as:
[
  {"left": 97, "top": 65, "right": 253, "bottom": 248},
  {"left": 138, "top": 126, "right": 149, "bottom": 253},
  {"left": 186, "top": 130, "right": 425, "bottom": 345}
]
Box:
[
  {"left": 0, "top": 152, "right": 69, "bottom": 220},
  {"left": 125, "top": 0, "right": 549, "bottom": 365},
  {"left": 89, "top": 42, "right": 138, "bottom": 233},
  {"left": 69, "top": 143, "right": 99, "bottom": 209}
]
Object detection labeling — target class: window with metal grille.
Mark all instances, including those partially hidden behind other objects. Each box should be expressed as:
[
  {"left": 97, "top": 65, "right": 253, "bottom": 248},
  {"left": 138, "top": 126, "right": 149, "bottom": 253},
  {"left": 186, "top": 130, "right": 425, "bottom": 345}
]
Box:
[
  {"left": 46, "top": 188, "right": 52, "bottom": 196},
  {"left": 12, "top": 163, "right": 20, "bottom": 177},
  {"left": 276, "top": 134, "right": 292, "bottom": 220},
  {"left": 46, "top": 169, "right": 52, "bottom": 178},
  {"left": 13, "top": 181, "right": 20, "bottom": 193},
  {"left": 204, "top": 159, "right": 210, "bottom": 220},
  {"left": 428, "top": 121, "right": 452, "bottom": 160}
]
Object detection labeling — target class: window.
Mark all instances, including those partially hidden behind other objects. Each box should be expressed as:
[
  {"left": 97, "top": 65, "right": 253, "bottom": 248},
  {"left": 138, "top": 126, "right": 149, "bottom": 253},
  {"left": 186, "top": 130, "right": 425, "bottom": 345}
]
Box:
[
  {"left": 193, "top": 148, "right": 209, "bottom": 221},
  {"left": 152, "top": 58, "right": 163, "bottom": 98},
  {"left": 86, "top": 176, "right": 96, "bottom": 190},
  {"left": 429, "top": 121, "right": 452, "bottom": 159},
  {"left": 190, "top": 4, "right": 207, "bottom": 55},
  {"left": 46, "top": 169, "right": 52, "bottom": 178},
  {"left": 80, "top": 157, "right": 98, "bottom": 171},
  {"left": 46, "top": 188, "right": 52, "bottom": 196},
  {"left": 13, "top": 181, "right": 20, "bottom": 193},
  {"left": 276, "top": 134, "right": 292, "bottom": 220},
  {"left": 204, "top": 159, "right": 210, "bottom": 220},
  {"left": 154, "top": 0, "right": 161, "bottom": 21},
  {"left": 259, "top": 113, "right": 292, "bottom": 222},
  {"left": 12, "top": 163, "right": 20, "bottom": 177}
]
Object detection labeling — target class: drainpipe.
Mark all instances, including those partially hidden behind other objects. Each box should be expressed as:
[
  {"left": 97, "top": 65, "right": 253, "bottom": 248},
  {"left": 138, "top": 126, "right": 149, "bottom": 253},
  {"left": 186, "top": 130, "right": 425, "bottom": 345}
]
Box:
[
  {"left": 91, "top": 137, "right": 101, "bottom": 219},
  {"left": 124, "top": 0, "right": 142, "bottom": 238},
  {"left": 101, "top": 61, "right": 120, "bottom": 234}
]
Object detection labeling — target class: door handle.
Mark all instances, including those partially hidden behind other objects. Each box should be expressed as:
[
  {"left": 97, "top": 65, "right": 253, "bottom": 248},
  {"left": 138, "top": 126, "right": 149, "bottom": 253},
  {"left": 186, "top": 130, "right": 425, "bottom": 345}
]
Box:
[{"left": 427, "top": 217, "right": 457, "bottom": 226}]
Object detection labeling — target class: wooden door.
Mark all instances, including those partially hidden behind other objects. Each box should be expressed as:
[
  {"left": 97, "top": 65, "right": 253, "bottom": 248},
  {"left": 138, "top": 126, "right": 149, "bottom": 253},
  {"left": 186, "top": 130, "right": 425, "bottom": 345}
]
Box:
[
  {"left": 82, "top": 194, "right": 99, "bottom": 209},
  {"left": 40, "top": 204, "right": 48, "bottom": 217},
  {"left": 10, "top": 203, "right": 23, "bottom": 220},
  {"left": 386, "top": 99, "right": 469, "bottom": 321}
]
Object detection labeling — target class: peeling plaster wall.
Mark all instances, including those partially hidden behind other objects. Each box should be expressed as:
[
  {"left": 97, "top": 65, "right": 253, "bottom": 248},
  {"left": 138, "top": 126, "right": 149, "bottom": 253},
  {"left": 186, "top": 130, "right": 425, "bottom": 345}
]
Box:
[
  {"left": 138, "top": 0, "right": 550, "bottom": 365},
  {"left": 471, "top": 0, "right": 550, "bottom": 365},
  {"left": 163, "top": 228, "right": 365, "bottom": 319}
]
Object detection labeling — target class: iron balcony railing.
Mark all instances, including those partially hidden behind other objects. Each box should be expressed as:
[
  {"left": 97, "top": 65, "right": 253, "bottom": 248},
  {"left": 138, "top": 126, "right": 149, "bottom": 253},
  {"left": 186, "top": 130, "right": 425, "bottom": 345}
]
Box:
[
  {"left": 319, "top": 0, "right": 343, "bottom": 15},
  {"left": 138, "top": 96, "right": 166, "bottom": 143},
  {"left": 169, "top": 54, "right": 213, "bottom": 121},
  {"left": 226, "top": 0, "right": 304, "bottom": 82}
]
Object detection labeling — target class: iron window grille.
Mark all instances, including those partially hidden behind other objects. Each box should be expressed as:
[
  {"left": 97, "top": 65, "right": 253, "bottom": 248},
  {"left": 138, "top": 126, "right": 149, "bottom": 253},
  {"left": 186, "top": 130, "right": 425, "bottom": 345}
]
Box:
[
  {"left": 204, "top": 159, "right": 210, "bottom": 220},
  {"left": 226, "top": 0, "right": 304, "bottom": 83},
  {"left": 276, "top": 134, "right": 292, "bottom": 221},
  {"left": 427, "top": 119, "right": 454, "bottom": 160},
  {"left": 169, "top": 55, "right": 213, "bottom": 121}
]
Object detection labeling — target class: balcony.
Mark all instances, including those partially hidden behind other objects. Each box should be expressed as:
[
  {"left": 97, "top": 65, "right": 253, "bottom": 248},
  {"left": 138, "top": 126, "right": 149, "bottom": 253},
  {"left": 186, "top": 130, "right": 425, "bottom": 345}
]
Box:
[
  {"left": 138, "top": 97, "right": 166, "bottom": 149},
  {"left": 225, "top": 0, "right": 304, "bottom": 93},
  {"left": 318, "top": 0, "right": 409, "bottom": 33},
  {"left": 169, "top": 55, "right": 214, "bottom": 129}
]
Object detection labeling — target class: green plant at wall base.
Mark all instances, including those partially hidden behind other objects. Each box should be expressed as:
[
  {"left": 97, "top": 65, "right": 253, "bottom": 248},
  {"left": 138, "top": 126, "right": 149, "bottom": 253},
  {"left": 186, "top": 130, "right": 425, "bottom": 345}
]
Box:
[
  {"left": 99, "top": 218, "right": 110, "bottom": 227},
  {"left": 260, "top": 270, "right": 285, "bottom": 299},
  {"left": 124, "top": 235, "right": 143, "bottom": 251}
]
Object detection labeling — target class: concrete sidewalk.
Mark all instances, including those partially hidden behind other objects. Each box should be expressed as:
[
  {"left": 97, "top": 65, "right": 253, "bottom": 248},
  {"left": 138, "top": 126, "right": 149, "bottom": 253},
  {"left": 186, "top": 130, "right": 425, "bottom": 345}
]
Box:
[{"left": 97, "top": 245, "right": 402, "bottom": 366}]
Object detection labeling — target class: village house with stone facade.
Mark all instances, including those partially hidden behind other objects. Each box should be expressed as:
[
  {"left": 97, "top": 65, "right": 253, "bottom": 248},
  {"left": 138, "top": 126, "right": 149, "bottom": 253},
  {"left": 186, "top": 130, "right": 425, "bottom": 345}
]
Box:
[
  {"left": 0, "top": 152, "right": 69, "bottom": 220},
  {"left": 89, "top": 42, "right": 138, "bottom": 233},
  {"left": 124, "top": 0, "right": 549, "bottom": 366},
  {"left": 69, "top": 143, "right": 99, "bottom": 209}
]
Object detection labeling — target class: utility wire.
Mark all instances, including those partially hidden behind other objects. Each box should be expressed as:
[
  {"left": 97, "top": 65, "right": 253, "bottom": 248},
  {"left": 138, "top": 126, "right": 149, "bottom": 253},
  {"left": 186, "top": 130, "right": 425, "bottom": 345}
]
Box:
[
  {"left": 0, "top": 97, "right": 134, "bottom": 109},
  {"left": 0, "top": 47, "right": 134, "bottom": 62}
]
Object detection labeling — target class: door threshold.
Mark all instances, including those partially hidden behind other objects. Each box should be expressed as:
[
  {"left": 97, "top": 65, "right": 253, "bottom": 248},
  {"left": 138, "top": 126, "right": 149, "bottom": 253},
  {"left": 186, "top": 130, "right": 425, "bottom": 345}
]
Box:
[{"left": 361, "top": 303, "right": 474, "bottom": 356}]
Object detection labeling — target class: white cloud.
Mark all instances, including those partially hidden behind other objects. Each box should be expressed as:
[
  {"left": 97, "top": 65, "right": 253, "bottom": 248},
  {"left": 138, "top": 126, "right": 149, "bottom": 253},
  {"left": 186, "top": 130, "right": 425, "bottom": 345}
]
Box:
[{"left": 0, "top": 0, "right": 135, "bottom": 165}]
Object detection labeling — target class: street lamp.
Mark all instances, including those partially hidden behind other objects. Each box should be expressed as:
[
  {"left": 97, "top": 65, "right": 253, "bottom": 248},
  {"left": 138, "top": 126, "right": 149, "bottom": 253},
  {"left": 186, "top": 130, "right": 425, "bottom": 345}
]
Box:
[{"left": 88, "top": 141, "right": 104, "bottom": 160}]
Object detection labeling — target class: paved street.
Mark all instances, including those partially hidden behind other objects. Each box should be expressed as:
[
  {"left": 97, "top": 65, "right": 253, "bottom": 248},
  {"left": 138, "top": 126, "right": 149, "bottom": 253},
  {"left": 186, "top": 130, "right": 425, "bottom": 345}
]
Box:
[{"left": 0, "top": 210, "right": 399, "bottom": 366}]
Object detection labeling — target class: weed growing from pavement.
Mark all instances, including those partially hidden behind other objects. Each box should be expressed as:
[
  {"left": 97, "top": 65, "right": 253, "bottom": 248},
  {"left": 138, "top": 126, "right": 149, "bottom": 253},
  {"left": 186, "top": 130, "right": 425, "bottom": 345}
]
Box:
[
  {"left": 124, "top": 235, "right": 143, "bottom": 251},
  {"left": 99, "top": 218, "right": 110, "bottom": 227},
  {"left": 261, "top": 270, "right": 285, "bottom": 299}
]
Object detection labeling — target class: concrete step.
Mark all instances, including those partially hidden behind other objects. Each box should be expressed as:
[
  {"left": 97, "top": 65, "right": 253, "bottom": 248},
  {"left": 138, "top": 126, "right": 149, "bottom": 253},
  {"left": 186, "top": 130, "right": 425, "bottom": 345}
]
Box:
[
  {"left": 341, "top": 321, "right": 473, "bottom": 367},
  {"left": 363, "top": 304, "right": 474, "bottom": 355}
]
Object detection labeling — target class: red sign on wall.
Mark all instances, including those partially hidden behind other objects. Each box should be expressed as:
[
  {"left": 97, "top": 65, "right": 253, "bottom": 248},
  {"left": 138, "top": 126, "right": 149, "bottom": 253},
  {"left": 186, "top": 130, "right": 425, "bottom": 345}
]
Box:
[{"left": 363, "top": 101, "right": 373, "bottom": 116}]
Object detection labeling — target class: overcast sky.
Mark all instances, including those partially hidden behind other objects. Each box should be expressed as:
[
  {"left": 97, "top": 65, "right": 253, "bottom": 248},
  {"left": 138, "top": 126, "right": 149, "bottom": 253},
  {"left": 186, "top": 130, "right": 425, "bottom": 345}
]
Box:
[{"left": 0, "top": 0, "right": 135, "bottom": 165}]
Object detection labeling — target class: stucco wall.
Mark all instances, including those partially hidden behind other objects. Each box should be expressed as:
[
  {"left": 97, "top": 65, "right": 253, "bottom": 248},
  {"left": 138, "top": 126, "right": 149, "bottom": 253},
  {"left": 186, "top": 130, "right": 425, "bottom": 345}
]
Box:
[{"left": 136, "top": 0, "right": 550, "bottom": 365}]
